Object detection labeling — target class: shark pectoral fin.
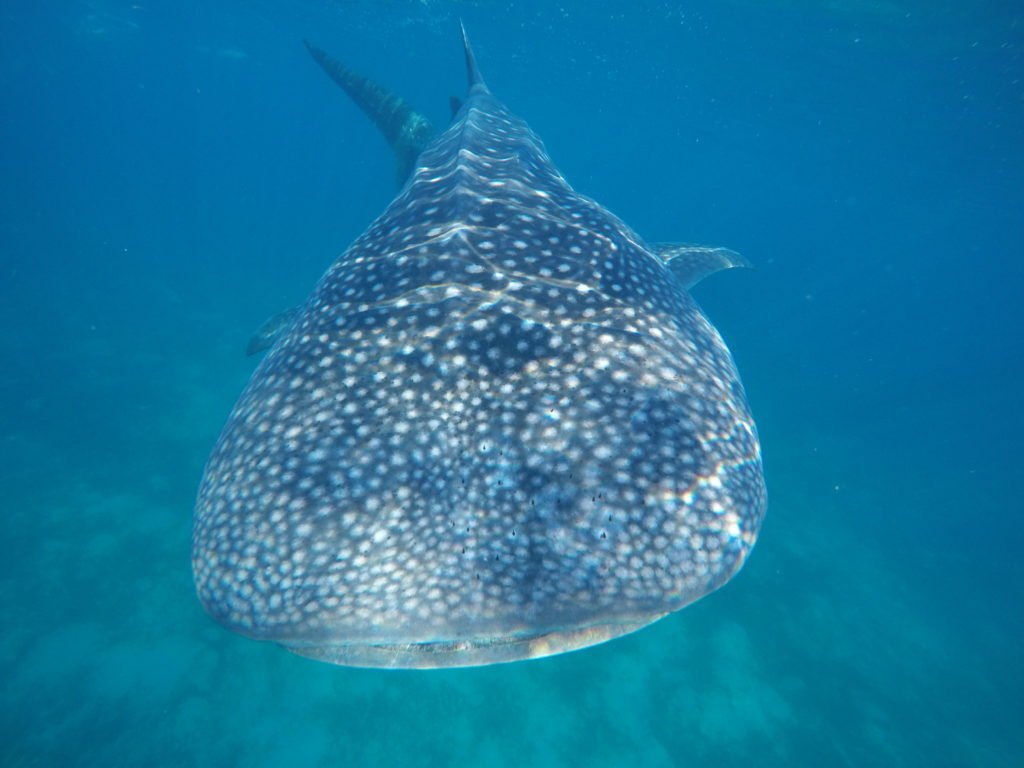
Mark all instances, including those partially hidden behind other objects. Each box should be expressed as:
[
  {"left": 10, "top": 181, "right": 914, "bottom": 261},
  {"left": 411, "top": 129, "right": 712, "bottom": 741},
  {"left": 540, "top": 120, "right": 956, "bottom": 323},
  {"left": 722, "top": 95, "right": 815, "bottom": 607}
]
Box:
[
  {"left": 651, "top": 243, "right": 752, "bottom": 290},
  {"left": 245, "top": 306, "right": 301, "bottom": 357}
]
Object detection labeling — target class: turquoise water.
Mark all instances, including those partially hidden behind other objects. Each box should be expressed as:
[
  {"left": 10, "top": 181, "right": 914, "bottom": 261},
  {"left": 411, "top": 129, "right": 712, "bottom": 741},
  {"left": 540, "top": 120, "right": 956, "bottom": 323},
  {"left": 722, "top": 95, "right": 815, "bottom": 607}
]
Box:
[{"left": 2, "top": 0, "right": 1021, "bottom": 765}]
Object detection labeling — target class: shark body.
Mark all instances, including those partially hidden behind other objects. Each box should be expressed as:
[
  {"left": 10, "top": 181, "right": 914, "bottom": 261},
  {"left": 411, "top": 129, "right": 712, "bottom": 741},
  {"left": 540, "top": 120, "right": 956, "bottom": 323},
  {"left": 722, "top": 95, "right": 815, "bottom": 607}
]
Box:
[{"left": 196, "top": 29, "right": 766, "bottom": 668}]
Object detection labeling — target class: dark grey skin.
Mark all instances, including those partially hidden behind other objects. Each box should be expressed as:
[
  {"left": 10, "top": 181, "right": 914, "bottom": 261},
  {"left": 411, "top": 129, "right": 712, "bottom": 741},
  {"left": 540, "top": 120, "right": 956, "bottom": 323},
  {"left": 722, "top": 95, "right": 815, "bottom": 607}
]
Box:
[{"left": 246, "top": 43, "right": 749, "bottom": 357}]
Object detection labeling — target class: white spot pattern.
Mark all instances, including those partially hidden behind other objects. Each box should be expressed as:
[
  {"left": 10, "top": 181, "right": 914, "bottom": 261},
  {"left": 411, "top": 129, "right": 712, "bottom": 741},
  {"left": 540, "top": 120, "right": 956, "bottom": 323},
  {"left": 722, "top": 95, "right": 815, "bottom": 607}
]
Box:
[{"left": 192, "top": 81, "right": 765, "bottom": 667}]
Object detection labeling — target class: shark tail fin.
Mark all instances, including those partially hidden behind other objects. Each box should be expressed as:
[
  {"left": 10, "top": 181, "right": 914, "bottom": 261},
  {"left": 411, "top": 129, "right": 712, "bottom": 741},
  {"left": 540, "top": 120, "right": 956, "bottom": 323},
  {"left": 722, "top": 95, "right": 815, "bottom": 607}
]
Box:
[
  {"left": 460, "top": 21, "right": 485, "bottom": 90},
  {"left": 303, "top": 39, "right": 434, "bottom": 183}
]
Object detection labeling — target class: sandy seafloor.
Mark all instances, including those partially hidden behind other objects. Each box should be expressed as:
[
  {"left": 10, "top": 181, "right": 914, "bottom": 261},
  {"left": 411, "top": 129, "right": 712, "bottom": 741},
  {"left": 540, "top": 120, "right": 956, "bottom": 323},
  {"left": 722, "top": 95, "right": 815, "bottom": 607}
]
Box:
[{"left": 1, "top": 0, "right": 1021, "bottom": 765}]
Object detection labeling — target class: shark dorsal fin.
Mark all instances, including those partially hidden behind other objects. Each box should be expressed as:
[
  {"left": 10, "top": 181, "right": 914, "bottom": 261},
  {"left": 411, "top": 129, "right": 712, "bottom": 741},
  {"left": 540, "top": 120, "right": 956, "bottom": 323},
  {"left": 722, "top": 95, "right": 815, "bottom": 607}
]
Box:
[{"left": 460, "top": 22, "right": 486, "bottom": 91}]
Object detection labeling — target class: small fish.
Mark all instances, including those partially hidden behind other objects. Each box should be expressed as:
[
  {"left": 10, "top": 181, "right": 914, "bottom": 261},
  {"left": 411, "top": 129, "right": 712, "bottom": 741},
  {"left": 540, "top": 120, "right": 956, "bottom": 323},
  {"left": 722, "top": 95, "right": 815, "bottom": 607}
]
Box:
[{"left": 194, "top": 27, "right": 766, "bottom": 668}]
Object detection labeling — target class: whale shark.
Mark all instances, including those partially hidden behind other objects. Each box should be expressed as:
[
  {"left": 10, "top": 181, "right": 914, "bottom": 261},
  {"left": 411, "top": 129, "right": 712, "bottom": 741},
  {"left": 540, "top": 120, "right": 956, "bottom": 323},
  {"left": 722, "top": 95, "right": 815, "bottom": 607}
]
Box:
[{"left": 194, "top": 27, "right": 766, "bottom": 668}]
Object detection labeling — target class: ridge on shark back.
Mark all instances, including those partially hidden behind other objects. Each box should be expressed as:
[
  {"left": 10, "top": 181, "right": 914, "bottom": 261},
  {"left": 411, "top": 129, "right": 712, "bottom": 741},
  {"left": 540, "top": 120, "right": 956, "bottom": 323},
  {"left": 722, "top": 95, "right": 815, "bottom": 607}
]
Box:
[
  {"left": 197, "top": 26, "right": 766, "bottom": 668},
  {"left": 245, "top": 40, "right": 749, "bottom": 357}
]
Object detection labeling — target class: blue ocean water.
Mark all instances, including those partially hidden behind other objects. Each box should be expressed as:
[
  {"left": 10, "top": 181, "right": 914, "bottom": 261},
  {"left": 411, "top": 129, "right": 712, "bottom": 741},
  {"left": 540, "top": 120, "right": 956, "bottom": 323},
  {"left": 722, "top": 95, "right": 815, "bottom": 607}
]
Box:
[{"left": 1, "top": 0, "right": 1021, "bottom": 764}]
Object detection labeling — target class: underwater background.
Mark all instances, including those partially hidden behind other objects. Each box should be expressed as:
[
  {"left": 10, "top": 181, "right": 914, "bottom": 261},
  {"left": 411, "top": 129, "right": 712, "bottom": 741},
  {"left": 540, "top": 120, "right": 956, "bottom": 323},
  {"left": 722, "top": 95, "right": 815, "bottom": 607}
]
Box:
[{"left": 1, "top": 0, "right": 1021, "bottom": 765}]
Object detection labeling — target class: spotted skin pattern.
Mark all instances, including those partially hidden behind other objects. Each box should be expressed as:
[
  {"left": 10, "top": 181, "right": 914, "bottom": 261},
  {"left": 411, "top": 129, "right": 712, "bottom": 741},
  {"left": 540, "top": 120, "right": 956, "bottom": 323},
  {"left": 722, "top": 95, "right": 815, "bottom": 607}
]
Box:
[{"left": 192, "top": 47, "right": 766, "bottom": 668}]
